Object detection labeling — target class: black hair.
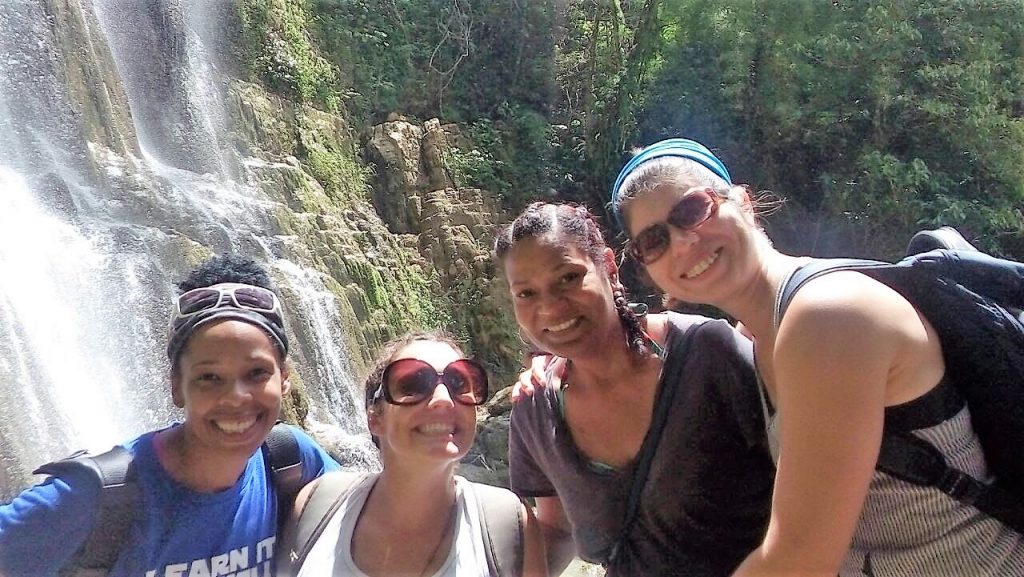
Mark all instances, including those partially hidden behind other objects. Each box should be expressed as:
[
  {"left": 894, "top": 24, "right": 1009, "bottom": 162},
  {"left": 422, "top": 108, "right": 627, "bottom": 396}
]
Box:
[
  {"left": 177, "top": 254, "right": 277, "bottom": 294},
  {"left": 493, "top": 202, "right": 651, "bottom": 359},
  {"left": 170, "top": 255, "right": 284, "bottom": 374}
]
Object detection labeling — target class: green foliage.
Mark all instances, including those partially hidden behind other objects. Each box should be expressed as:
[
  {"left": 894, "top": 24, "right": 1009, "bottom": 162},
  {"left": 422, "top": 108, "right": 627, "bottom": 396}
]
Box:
[
  {"left": 640, "top": 0, "right": 1024, "bottom": 257},
  {"left": 237, "top": 0, "right": 568, "bottom": 211},
  {"left": 445, "top": 139, "right": 506, "bottom": 195},
  {"left": 444, "top": 108, "right": 559, "bottom": 209},
  {"left": 545, "top": 0, "right": 666, "bottom": 216},
  {"left": 309, "top": 0, "right": 558, "bottom": 122},
  {"left": 235, "top": 0, "right": 1024, "bottom": 259},
  {"left": 236, "top": 0, "right": 341, "bottom": 111}
]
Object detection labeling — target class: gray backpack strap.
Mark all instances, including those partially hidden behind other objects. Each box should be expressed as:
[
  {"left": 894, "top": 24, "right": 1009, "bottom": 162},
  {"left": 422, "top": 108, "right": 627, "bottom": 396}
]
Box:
[
  {"left": 472, "top": 482, "right": 525, "bottom": 577},
  {"left": 277, "top": 471, "right": 372, "bottom": 577}
]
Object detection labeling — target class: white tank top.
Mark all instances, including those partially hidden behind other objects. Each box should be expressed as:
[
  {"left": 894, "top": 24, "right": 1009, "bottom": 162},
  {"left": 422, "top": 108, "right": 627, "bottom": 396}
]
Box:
[{"left": 295, "top": 475, "right": 492, "bottom": 577}]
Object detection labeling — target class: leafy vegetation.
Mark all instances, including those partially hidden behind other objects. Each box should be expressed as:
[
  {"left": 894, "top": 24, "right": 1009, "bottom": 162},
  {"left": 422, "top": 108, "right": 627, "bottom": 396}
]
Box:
[
  {"left": 235, "top": 0, "right": 341, "bottom": 110},
  {"left": 235, "top": 0, "right": 1024, "bottom": 259},
  {"left": 641, "top": 0, "right": 1024, "bottom": 257}
]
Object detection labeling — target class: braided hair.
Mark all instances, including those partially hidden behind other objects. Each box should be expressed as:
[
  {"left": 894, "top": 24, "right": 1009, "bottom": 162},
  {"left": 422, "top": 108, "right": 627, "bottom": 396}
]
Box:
[{"left": 494, "top": 202, "right": 652, "bottom": 359}]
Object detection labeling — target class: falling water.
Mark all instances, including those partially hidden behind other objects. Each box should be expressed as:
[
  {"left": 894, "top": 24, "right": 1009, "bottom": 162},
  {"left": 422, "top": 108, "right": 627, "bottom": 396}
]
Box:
[
  {"left": 273, "top": 259, "right": 365, "bottom": 427},
  {"left": 0, "top": 0, "right": 370, "bottom": 498}
]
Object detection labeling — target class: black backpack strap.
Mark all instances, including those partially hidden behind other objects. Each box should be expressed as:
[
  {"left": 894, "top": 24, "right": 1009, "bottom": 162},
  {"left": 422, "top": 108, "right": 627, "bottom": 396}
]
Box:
[
  {"left": 472, "top": 482, "right": 525, "bottom": 577},
  {"left": 776, "top": 258, "right": 886, "bottom": 328},
  {"left": 264, "top": 422, "right": 304, "bottom": 496},
  {"left": 34, "top": 446, "right": 139, "bottom": 576},
  {"left": 779, "top": 257, "right": 1024, "bottom": 534},
  {"left": 37, "top": 425, "right": 307, "bottom": 577},
  {"left": 605, "top": 319, "right": 707, "bottom": 567},
  {"left": 276, "top": 472, "right": 371, "bottom": 577},
  {"left": 263, "top": 422, "right": 306, "bottom": 531},
  {"left": 878, "top": 433, "right": 1024, "bottom": 533}
]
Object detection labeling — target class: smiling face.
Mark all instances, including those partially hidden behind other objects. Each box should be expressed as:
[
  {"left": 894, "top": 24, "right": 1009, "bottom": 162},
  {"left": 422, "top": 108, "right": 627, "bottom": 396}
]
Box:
[
  {"left": 503, "top": 235, "right": 621, "bottom": 359},
  {"left": 368, "top": 340, "right": 477, "bottom": 466},
  {"left": 171, "top": 319, "right": 289, "bottom": 459},
  {"left": 624, "top": 183, "right": 760, "bottom": 307}
]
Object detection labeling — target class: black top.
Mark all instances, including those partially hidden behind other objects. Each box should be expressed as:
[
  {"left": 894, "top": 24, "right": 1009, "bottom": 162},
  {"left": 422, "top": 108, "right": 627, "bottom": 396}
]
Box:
[{"left": 509, "top": 313, "right": 775, "bottom": 576}]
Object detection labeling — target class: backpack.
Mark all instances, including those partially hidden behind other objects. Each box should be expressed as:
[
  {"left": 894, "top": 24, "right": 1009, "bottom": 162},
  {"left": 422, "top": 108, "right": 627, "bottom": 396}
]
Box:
[
  {"left": 276, "top": 472, "right": 526, "bottom": 577},
  {"left": 777, "top": 228, "right": 1024, "bottom": 533},
  {"left": 33, "top": 422, "right": 307, "bottom": 577}
]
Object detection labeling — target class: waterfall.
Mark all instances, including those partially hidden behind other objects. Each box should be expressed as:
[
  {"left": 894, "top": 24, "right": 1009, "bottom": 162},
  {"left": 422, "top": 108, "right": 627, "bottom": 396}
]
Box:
[
  {"left": 0, "top": 0, "right": 371, "bottom": 498},
  {"left": 272, "top": 258, "right": 364, "bottom": 428}
]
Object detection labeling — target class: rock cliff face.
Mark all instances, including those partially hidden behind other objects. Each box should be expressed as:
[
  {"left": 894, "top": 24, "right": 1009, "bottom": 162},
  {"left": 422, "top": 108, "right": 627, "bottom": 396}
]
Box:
[
  {"left": 365, "top": 119, "right": 520, "bottom": 382},
  {"left": 0, "top": 0, "right": 520, "bottom": 494},
  {"left": 363, "top": 118, "right": 520, "bottom": 484}
]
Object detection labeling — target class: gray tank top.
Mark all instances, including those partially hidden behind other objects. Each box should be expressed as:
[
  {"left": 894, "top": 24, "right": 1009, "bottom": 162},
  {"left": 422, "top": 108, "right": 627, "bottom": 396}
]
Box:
[{"left": 846, "top": 382, "right": 1024, "bottom": 576}]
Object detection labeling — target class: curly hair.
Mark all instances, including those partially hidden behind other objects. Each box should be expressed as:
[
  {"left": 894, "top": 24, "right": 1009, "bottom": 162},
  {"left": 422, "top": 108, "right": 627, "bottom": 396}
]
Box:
[
  {"left": 177, "top": 254, "right": 277, "bottom": 294},
  {"left": 493, "top": 202, "right": 652, "bottom": 359}
]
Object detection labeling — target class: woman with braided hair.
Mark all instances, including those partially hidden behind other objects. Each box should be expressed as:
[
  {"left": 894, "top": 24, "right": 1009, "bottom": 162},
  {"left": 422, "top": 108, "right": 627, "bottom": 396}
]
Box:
[{"left": 493, "top": 202, "right": 775, "bottom": 576}]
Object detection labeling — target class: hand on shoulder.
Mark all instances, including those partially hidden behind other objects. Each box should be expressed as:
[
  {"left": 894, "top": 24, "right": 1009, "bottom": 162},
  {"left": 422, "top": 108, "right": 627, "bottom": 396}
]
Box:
[{"left": 512, "top": 355, "right": 561, "bottom": 401}]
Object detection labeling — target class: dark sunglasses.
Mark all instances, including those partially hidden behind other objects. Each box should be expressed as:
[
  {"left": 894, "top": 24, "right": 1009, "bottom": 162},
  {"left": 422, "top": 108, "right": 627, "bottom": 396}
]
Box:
[
  {"left": 627, "top": 187, "right": 724, "bottom": 265},
  {"left": 374, "top": 358, "right": 489, "bottom": 406},
  {"left": 173, "top": 283, "right": 283, "bottom": 324}
]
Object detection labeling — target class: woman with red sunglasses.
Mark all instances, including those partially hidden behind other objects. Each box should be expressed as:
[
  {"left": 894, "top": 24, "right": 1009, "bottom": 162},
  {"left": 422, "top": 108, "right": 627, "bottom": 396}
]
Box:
[
  {"left": 611, "top": 138, "right": 1024, "bottom": 576},
  {"left": 279, "top": 331, "right": 548, "bottom": 577},
  {"left": 494, "top": 203, "right": 775, "bottom": 576},
  {"left": 0, "top": 255, "right": 341, "bottom": 577}
]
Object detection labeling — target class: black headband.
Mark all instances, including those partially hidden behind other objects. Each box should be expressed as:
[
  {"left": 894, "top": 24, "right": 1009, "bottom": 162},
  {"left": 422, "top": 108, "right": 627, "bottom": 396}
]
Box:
[{"left": 167, "top": 308, "right": 288, "bottom": 366}]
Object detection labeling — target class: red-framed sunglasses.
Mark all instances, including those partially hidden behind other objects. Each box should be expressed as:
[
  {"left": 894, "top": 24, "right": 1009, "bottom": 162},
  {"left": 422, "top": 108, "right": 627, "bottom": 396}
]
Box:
[
  {"left": 373, "top": 358, "right": 489, "bottom": 406},
  {"left": 627, "top": 187, "right": 724, "bottom": 265}
]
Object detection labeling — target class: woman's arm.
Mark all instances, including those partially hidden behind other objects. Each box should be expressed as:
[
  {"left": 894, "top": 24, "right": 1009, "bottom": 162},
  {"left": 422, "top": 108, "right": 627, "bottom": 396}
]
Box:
[
  {"left": 520, "top": 501, "right": 550, "bottom": 577},
  {"left": 534, "top": 496, "right": 577, "bottom": 575},
  {"left": 0, "top": 471, "right": 100, "bottom": 577},
  {"left": 733, "top": 273, "right": 918, "bottom": 577}
]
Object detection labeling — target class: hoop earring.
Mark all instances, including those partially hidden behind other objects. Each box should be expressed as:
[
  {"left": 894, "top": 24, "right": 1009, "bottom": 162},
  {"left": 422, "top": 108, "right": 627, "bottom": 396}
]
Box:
[{"left": 518, "top": 327, "right": 533, "bottom": 347}]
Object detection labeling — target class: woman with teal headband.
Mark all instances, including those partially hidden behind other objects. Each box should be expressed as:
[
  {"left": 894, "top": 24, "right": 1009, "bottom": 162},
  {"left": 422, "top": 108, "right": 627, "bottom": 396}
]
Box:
[{"left": 611, "top": 138, "right": 1024, "bottom": 576}]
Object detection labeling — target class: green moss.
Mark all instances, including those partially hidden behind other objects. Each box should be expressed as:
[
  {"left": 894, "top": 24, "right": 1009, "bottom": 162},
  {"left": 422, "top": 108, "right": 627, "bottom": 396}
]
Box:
[
  {"left": 306, "top": 147, "right": 370, "bottom": 202},
  {"left": 280, "top": 368, "right": 310, "bottom": 424},
  {"left": 236, "top": 0, "right": 341, "bottom": 111}
]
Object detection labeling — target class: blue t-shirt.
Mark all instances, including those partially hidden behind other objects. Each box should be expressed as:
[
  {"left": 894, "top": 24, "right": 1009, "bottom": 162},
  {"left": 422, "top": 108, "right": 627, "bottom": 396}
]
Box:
[{"left": 0, "top": 424, "right": 340, "bottom": 577}]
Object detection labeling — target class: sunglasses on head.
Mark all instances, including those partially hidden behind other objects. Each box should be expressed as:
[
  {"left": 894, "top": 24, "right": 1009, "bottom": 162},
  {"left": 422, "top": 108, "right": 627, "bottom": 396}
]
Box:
[
  {"left": 173, "top": 283, "right": 283, "bottom": 324},
  {"left": 373, "top": 358, "right": 489, "bottom": 406},
  {"left": 627, "top": 187, "right": 724, "bottom": 265}
]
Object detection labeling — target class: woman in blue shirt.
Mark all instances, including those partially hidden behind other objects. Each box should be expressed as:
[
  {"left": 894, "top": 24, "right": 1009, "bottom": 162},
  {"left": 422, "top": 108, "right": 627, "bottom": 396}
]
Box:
[{"left": 0, "top": 255, "right": 340, "bottom": 577}]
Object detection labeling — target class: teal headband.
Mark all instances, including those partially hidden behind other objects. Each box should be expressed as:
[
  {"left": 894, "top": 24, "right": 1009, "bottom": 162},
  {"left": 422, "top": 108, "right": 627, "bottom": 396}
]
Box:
[{"left": 610, "top": 138, "right": 732, "bottom": 228}]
